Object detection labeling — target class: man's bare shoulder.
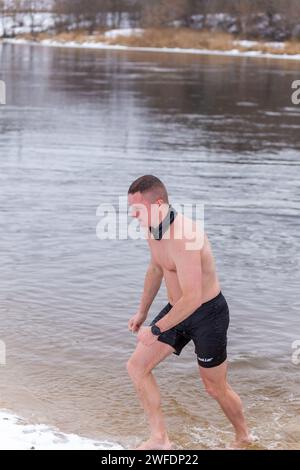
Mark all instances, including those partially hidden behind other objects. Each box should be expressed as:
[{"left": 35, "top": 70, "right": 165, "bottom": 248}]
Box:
[{"left": 172, "top": 214, "right": 205, "bottom": 251}]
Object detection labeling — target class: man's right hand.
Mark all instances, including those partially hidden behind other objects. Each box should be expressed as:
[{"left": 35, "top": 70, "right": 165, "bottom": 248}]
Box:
[{"left": 128, "top": 312, "right": 147, "bottom": 333}]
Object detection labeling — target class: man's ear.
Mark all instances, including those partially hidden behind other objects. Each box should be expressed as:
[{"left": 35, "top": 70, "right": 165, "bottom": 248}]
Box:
[{"left": 156, "top": 199, "right": 165, "bottom": 207}]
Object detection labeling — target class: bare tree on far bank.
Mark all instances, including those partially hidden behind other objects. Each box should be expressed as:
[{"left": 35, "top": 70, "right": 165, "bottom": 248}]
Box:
[
  {"left": 53, "top": 0, "right": 137, "bottom": 33},
  {"left": 137, "top": 0, "right": 300, "bottom": 39},
  {"left": 1, "top": 0, "right": 300, "bottom": 40}
]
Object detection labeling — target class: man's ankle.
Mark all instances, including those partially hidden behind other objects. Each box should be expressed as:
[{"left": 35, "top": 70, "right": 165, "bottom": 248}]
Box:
[
  {"left": 149, "top": 432, "right": 169, "bottom": 442},
  {"left": 236, "top": 431, "right": 250, "bottom": 441}
]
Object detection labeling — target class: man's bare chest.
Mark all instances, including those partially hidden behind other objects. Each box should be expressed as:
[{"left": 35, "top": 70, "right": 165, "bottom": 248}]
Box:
[{"left": 150, "top": 243, "right": 176, "bottom": 272}]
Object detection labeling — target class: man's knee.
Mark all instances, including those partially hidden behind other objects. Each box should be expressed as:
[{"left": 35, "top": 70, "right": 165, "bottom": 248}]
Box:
[
  {"left": 126, "top": 354, "right": 151, "bottom": 382},
  {"left": 203, "top": 379, "right": 228, "bottom": 400},
  {"left": 126, "top": 355, "right": 136, "bottom": 375}
]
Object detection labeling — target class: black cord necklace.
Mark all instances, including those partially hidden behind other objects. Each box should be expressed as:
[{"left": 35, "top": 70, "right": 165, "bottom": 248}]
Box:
[{"left": 149, "top": 205, "right": 178, "bottom": 240}]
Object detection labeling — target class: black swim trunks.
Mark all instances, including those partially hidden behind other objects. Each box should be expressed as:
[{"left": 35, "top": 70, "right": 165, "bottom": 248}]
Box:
[{"left": 149, "top": 291, "right": 230, "bottom": 368}]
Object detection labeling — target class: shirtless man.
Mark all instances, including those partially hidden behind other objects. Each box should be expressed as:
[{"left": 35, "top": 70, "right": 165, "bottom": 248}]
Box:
[{"left": 127, "top": 175, "right": 250, "bottom": 450}]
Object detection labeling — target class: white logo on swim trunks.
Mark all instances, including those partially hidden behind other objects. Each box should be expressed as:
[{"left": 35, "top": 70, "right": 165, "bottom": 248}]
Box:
[{"left": 198, "top": 357, "right": 213, "bottom": 362}]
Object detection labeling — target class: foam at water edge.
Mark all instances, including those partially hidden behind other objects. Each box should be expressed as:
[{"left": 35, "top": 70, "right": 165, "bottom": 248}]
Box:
[{"left": 0, "top": 410, "right": 123, "bottom": 450}]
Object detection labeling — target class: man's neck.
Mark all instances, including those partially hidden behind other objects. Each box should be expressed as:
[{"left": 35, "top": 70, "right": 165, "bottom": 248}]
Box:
[{"left": 149, "top": 205, "right": 178, "bottom": 241}]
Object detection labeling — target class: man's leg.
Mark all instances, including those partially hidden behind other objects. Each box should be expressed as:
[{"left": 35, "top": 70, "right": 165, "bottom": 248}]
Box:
[
  {"left": 127, "top": 340, "right": 175, "bottom": 450},
  {"left": 199, "top": 360, "right": 251, "bottom": 448}
]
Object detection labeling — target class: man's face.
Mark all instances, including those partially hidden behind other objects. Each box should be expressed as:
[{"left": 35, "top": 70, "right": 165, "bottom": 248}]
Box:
[
  {"left": 128, "top": 192, "right": 151, "bottom": 228},
  {"left": 128, "top": 192, "right": 168, "bottom": 228}
]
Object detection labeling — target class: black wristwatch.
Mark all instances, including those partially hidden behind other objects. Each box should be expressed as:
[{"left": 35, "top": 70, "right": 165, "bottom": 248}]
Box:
[{"left": 151, "top": 324, "right": 162, "bottom": 336}]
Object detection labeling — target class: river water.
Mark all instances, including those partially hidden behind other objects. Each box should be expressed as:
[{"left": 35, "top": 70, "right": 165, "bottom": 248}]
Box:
[{"left": 0, "top": 43, "right": 299, "bottom": 449}]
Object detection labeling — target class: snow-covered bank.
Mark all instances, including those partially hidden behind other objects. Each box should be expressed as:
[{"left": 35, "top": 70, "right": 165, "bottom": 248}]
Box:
[
  {"left": 0, "top": 13, "right": 55, "bottom": 37},
  {"left": 1, "top": 10, "right": 300, "bottom": 42},
  {"left": 0, "top": 11, "right": 133, "bottom": 38},
  {"left": 0, "top": 410, "right": 123, "bottom": 450},
  {"left": 3, "top": 36, "right": 300, "bottom": 61}
]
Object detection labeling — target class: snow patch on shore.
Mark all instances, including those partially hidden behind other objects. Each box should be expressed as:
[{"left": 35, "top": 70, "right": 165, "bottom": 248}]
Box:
[{"left": 104, "top": 28, "right": 144, "bottom": 39}]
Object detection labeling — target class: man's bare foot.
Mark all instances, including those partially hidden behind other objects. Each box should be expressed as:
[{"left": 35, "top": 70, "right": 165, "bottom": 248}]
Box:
[
  {"left": 135, "top": 438, "right": 174, "bottom": 450},
  {"left": 227, "top": 434, "right": 254, "bottom": 450}
]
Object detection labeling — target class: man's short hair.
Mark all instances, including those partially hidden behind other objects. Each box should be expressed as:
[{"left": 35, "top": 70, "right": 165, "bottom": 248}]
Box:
[{"left": 128, "top": 175, "right": 169, "bottom": 203}]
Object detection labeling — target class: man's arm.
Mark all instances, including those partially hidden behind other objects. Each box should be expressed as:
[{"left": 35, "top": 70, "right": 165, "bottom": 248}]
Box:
[
  {"left": 138, "top": 259, "right": 163, "bottom": 318},
  {"left": 155, "top": 242, "right": 202, "bottom": 332}
]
